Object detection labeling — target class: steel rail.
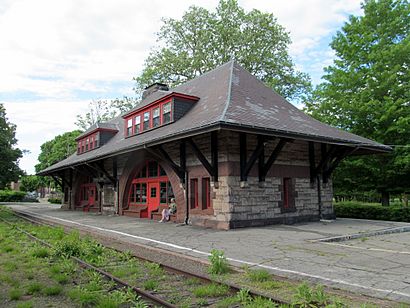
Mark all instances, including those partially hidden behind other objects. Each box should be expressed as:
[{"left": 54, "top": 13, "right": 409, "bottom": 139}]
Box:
[
  {"left": 11, "top": 210, "right": 291, "bottom": 306},
  {"left": 0, "top": 215, "right": 176, "bottom": 308}
]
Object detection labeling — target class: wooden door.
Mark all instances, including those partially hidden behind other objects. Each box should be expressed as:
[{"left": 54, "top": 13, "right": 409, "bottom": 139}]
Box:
[
  {"left": 88, "top": 186, "right": 95, "bottom": 206},
  {"left": 147, "top": 182, "right": 159, "bottom": 217}
]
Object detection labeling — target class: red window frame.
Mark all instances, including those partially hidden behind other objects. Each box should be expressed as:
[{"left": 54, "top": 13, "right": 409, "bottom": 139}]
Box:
[
  {"left": 283, "top": 177, "right": 291, "bottom": 208},
  {"left": 202, "top": 177, "right": 211, "bottom": 209},
  {"left": 124, "top": 99, "right": 173, "bottom": 137},
  {"left": 190, "top": 178, "right": 198, "bottom": 209}
]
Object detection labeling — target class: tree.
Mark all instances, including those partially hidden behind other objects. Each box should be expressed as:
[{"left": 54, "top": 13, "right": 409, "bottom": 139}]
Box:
[
  {"left": 305, "top": 0, "right": 410, "bottom": 205},
  {"left": 0, "top": 103, "right": 23, "bottom": 189},
  {"left": 75, "top": 97, "right": 137, "bottom": 130},
  {"left": 35, "top": 130, "right": 82, "bottom": 173},
  {"left": 20, "top": 175, "right": 41, "bottom": 192},
  {"left": 134, "top": 0, "right": 311, "bottom": 102}
]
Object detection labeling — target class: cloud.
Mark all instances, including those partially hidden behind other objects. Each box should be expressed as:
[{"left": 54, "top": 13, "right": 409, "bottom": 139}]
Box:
[{"left": 0, "top": 0, "right": 363, "bottom": 174}]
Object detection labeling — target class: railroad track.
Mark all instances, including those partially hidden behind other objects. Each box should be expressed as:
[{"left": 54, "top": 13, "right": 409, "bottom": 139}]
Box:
[{"left": 5, "top": 209, "right": 291, "bottom": 307}]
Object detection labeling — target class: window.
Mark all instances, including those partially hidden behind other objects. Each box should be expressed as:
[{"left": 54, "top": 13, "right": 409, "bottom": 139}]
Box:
[
  {"left": 77, "top": 142, "right": 81, "bottom": 154},
  {"left": 148, "top": 161, "right": 158, "bottom": 177},
  {"left": 279, "top": 177, "right": 296, "bottom": 212},
  {"left": 134, "top": 115, "right": 141, "bottom": 134},
  {"left": 94, "top": 135, "right": 98, "bottom": 148},
  {"left": 283, "top": 178, "right": 290, "bottom": 209},
  {"left": 127, "top": 118, "right": 133, "bottom": 136},
  {"left": 190, "top": 178, "right": 198, "bottom": 209},
  {"left": 81, "top": 141, "right": 85, "bottom": 152},
  {"left": 90, "top": 136, "right": 94, "bottom": 149},
  {"left": 163, "top": 102, "right": 171, "bottom": 124},
  {"left": 160, "top": 182, "right": 167, "bottom": 204},
  {"left": 152, "top": 107, "right": 160, "bottom": 127},
  {"left": 133, "top": 183, "right": 147, "bottom": 204},
  {"left": 143, "top": 111, "right": 150, "bottom": 130},
  {"left": 202, "top": 178, "right": 211, "bottom": 209},
  {"left": 159, "top": 165, "right": 166, "bottom": 176},
  {"left": 85, "top": 138, "right": 89, "bottom": 151}
]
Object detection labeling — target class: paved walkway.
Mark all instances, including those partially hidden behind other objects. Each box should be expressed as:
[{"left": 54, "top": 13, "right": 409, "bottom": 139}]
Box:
[{"left": 5, "top": 203, "right": 410, "bottom": 303}]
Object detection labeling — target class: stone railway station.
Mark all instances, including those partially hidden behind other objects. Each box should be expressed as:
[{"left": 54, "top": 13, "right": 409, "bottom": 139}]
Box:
[{"left": 38, "top": 61, "right": 390, "bottom": 229}]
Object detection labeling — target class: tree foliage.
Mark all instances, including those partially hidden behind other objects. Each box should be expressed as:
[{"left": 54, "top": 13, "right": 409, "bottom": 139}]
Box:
[
  {"left": 20, "top": 175, "right": 41, "bottom": 192},
  {"left": 75, "top": 97, "right": 137, "bottom": 130},
  {"left": 35, "top": 130, "right": 82, "bottom": 173},
  {"left": 0, "top": 103, "right": 23, "bottom": 189},
  {"left": 306, "top": 0, "right": 410, "bottom": 202},
  {"left": 134, "top": 0, "right": 311, "bottom": 102}
]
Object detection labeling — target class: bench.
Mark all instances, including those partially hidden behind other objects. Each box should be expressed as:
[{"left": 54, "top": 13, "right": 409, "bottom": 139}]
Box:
[{"left": 151, "top": 205, "right": 176, "bottom": 222}]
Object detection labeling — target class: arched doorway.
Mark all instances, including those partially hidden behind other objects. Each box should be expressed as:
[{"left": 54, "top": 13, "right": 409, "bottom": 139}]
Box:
[{"left": 125, "top": 160, "right": 174, "bottom": 218}]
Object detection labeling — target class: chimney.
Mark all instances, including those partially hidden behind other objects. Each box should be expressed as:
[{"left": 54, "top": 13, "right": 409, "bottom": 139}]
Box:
[{"left": 142, "top": 82, "right": 169, "bottom": 100}]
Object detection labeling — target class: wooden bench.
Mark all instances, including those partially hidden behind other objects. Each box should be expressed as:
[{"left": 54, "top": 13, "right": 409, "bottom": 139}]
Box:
[
  {"left": 151, "top": 205, "right": 176, "bottom": 222},
  {"left": 123, "top": 205, "right": 148, "bottom": 218}
]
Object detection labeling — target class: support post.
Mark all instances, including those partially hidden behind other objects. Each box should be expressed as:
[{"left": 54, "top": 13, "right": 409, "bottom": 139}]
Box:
[
  {"left": 239, "top": 133, "right": 247, "bottom": 182},
  {"left": 258, "top": 136, "right": 265, "bottom": 182},
  {"left": 211, "top": 131, "right": 218, "bottom": 184},
  {"left": 180, "top": 141, "right": 186, "bottom": 184},
  {"left": 309, "top": 141, "right": 315, "bottom": 184}
]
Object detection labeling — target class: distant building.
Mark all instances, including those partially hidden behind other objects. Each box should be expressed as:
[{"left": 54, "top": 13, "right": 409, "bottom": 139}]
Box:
[{"left": 38, "top": 61, "right": 390, "bottom": 229}]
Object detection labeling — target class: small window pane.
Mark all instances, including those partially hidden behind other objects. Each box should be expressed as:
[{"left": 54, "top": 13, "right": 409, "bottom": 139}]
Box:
[
  {"left": 150, "top": 187, "right": 157, "bottom": 197},
  {"left": 127, "top": 118, "right": 133, "bottom": 136},
  {"left": 160, "top": 182, "right": 167, "bottom": 204},
  {"left": 153, "top": 107, "right": 160, "bottom": 127},
  {"left": 130, "top": 184, "right": 136, "bottom": 203},
  {"left": 141, "top": 183, "right": 147, "bottom": 203},
  {"left": 143, "top": 112, "right": 150, "bottom": 130},
  {"left": 148, "top": 161, "right": 158, "bottom": 177},
  {"left": 134, "top": 115, "right": 141, "bottom": 134},
  {"left": 163, "top": 102, "right": 171, "bottom": 124}
]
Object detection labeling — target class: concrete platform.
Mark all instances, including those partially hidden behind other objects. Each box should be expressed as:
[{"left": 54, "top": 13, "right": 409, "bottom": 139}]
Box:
[{"left": 5, "top": 203, "right": 410, "bottom": 304}]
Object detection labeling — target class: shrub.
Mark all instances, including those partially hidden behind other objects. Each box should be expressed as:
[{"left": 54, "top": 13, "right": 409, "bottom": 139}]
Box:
[
  {"left": 43, "top": 285, "right": 63, "bottom": 296},
  {"left": 0, "top": 190, "right": 26, "bottom": 202},
  {"left": 48, "top": 198, "right": 62, "bottom": 204},
  {"left": 208, "top": 249, "right": 230, "bottom": 275},
  {"left": 9, "top": 288, "right": 23, "bottom": 300},
  {"left": 334, "top": 202, "right": 410, "bottom": 222}
]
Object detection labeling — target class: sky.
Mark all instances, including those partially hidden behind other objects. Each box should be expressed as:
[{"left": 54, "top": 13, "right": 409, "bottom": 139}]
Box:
[{"left": 0, "top": 0, "right": 363, "bottom": 175}]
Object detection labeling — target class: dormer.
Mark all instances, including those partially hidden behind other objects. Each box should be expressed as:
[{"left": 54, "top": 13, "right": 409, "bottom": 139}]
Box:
[
  {"left": 76, "top": 123, "right": 118, "bottom": 155},
  {"left": 122, "top": 91, "right": 199, "bottom": 138}
]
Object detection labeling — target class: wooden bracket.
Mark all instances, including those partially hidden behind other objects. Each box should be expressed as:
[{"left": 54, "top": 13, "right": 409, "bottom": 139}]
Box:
[
  {"left": 157, "top": 144, "right": 185, "bottom": 181},
  {"left": 51, "top": 175, "right": 63, "bottom": 189},
  {"left": 323, "top": 146, "right": 359, "bottom": 181}
]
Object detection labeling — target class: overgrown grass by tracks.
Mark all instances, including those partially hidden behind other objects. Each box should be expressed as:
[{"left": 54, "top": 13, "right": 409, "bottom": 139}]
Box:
[{"left": 1, "top": 206, "right": 407, "bottom": 307}]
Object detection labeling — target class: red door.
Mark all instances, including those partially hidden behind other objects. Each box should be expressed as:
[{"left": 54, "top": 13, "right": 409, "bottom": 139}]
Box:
[
  {"left": 88, "top": 186, "right": 95, "bottom": 206},
  {"left": 147, "top": 182, "right": 159, "bottom": 217}
]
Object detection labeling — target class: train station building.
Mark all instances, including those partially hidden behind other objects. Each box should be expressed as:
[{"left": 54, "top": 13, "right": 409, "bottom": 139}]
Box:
[{"left": 38, "top": 61, "right": 390, "bottom": 229}]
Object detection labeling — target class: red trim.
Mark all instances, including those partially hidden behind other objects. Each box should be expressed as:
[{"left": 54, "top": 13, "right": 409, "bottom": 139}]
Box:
[
  {"left": 283, "top": 178, "right": 290, "bottom": 208},
  {"left": 122, "top": 92, "right": 199, "bottom": 119},
  {"left": 75, "top": 128, "right": 118, "bottom": 141}
]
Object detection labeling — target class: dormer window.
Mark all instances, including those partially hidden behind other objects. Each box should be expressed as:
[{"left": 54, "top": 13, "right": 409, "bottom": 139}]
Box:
[
  {"left": 163, "top": 102, "right": 171, "bottom": 124},
  {"left": 152, "top": 107, "right": 160, "bottom": 128},
  {"left": 134, "top": 115, "right": 141, "bottom": 134},
  {"left": 94, "top": 135, "right": 98, "bottom": 148},
  {"left": 143, "top": 111, "right": 150, "bottom": 131},
  {"left": 85, "top": 138, "right": 89, "bottom": 151},
  {"left": 127, "top": 119, "right": 132, "bottom": 136},
  {"left": 122, "top": 92, "right": 199, "bottom": 138}
]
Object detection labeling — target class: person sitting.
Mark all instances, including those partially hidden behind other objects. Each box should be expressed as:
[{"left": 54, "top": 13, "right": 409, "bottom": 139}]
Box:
[{"left": 159, "top": 198, "right": 177, "bottom": 222}]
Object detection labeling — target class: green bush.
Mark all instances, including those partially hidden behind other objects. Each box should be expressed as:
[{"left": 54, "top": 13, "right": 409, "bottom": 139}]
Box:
[
  {"left": 335, "top": 202, "right": 410, "bottom": 222},
  {"left": 0, "top": 190, "right": 26, "bottom": 202},
  {"left": 48, "top": 198, "right": 62, "bottom": 204}
]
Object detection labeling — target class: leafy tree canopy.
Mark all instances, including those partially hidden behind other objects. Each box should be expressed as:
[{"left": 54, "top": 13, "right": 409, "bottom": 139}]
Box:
[
  {"left": 35, "top": 130, "right": 82, "bottom": 173},
  {"left": 134, "top": 0, "right": 311, "bottom": 102},
  {"left": 0, "top": 103, "right": 23, "bottom": 189},
  {"left": 305, "top": 0, "right": 410, "bottom": 202},
  {"left": 75, "top": 97, "right": 137, "bottom": 130},
  {"left": 20, "top": 175, "right": 41, "bottom": 192}
]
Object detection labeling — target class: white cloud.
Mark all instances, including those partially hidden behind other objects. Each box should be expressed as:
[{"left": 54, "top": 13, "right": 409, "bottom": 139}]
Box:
[{"left": 0, "top": 0, "right": 363, "bottom": 174}]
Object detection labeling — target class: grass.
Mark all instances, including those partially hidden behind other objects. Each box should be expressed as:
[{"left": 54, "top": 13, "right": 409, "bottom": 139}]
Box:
[
  {"left": 208, "top": 249, "right": 230, "bottom": 275},
  {"left": 31, "top": 246, "right": 50, "bottom": 258},
  {"left": 26, "top": 282, "right": 43, "bottom": 294},
  {"left": 43, "top": 285, "right": 63, "bottom": 296},
  {"left": 246, "top": 268, "right": 271, "bottom": 282},
  {"left": 9, "top": 288, "right": 23, "bottom": 300},
  {"left": 193, "top": 283, "right": 230, "bottom": 297},
  {"left": 143, "top": 279, "right": 159, "bottom": 291}
]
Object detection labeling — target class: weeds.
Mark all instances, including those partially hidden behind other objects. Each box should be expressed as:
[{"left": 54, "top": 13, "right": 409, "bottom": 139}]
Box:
[
  {"left": 247, "top": 268, "right": 271, "bottom": 282},
  {"left": 193, "top": 283, "right": 230, "bottom": 297},
  {"left": 43, "top": 285, "right": 63, "bottom": 296},
  {"left": 143, "top": 279, "right": 159, "bottom": 291},
  {"left": 208, "top": 249, "right": 230, "bottom": 275},
  {"left": 26, "top": 282, "right": 43, "bottom": 294},
  {"left": 9, "top": 288, "right": 23, "bottom": 300}
]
